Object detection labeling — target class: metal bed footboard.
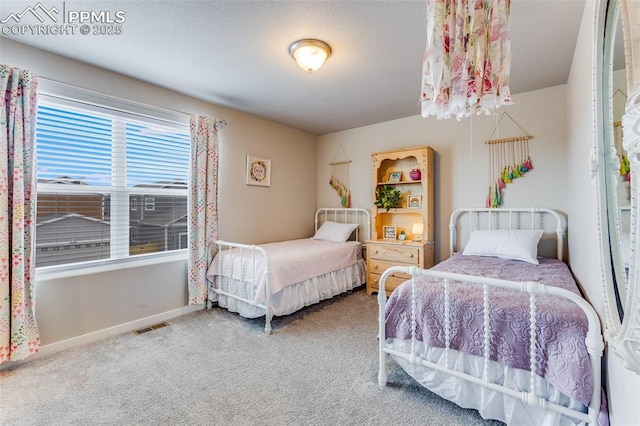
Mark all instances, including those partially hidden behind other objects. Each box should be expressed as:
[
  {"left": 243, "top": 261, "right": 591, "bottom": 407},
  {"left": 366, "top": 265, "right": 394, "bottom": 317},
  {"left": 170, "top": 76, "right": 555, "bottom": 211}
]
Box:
[
  {"left": 377, "top": 266, "right": 605, "bottom": 425},
  {"left": 209, "top": 241, "right": 273, "bottom": 334}
]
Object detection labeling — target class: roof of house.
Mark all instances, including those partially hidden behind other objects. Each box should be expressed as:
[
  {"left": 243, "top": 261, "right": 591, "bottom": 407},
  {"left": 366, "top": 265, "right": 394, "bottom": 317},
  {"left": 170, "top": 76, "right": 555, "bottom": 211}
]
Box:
[{"left": 36, "top": 212, "right": 110, "bottom": 227}]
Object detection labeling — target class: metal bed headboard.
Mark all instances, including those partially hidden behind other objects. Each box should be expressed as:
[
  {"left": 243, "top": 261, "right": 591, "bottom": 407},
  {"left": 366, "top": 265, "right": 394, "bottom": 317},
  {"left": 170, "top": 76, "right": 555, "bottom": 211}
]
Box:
[
  {"left": 315, "top": 207, "right": 371, "bottom": 243},
  {"left": 449, "top": 208, "right": 567, "bottom": 261}
]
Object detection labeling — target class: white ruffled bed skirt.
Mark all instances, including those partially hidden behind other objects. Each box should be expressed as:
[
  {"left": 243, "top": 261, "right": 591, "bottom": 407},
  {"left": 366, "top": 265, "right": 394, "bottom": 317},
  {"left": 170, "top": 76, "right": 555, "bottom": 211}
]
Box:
[
  {"left": 386, "top": 339, "right": 590, "bottom": 426},
  {"left": 208, "top": 260, "right": 366, "bottom": 318}
]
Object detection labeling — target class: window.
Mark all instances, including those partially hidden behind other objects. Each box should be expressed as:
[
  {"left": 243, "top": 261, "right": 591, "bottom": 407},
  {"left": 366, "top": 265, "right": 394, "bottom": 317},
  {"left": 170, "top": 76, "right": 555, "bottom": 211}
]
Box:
[
  {"left": 179, "top": 232, "right": 188, "bottom": 249},
  {"left": 36, "top": 89, "right": 190, "bottom": 269},
  {"left": 144, "top": 197, "right": 156, "bottom": 211}
]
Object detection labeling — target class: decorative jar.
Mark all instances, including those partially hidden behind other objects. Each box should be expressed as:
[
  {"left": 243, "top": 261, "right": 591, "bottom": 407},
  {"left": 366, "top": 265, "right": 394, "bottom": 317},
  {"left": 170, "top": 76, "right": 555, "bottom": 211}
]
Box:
[{"left": 409, "top": 168, "right": 421, "bottom": 181}]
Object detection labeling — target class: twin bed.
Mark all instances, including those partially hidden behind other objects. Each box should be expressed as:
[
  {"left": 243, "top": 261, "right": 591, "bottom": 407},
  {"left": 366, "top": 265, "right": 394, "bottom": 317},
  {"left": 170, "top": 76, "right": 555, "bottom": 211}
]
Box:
[
  {"left": 205, "top": 206, "right": 606, "bottom": 425},
  {"left": 205, "top": 207, "right": 370, "bottom": 334},
  {"left": 379, "top": 208, "right": 607, "bottom": 425}
]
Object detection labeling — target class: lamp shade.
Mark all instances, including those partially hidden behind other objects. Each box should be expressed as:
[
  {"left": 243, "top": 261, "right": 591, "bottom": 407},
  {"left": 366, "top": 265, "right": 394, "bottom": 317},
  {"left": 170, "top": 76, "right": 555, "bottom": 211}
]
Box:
[
  {"left": 411, "top": 223, "right": 424, "bottom": 241},
  {"left": 289, "top": 39, "right": 331, "bottom": 73}
]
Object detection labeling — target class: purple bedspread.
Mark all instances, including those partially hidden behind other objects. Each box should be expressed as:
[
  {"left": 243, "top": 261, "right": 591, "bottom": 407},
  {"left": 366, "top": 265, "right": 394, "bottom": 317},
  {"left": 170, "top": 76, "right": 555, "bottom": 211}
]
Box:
[{"left": 385, "top": 253, "right": 595, "bottom": 407}]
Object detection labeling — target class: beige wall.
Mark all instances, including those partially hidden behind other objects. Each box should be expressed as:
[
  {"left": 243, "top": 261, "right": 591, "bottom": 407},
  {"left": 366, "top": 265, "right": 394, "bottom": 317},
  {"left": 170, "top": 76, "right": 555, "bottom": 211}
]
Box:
[
  {"left": 566, "top": 0, "right": 606, "bottom": 316},
  {"left": 318, "top": 86, "right": 568, "bottom": 262},
  {"left": 2, "top": 38, "right": 317, "bottom": 345},
  {"left": 566, "top": 1, "right": 640, "bottom": 424}
]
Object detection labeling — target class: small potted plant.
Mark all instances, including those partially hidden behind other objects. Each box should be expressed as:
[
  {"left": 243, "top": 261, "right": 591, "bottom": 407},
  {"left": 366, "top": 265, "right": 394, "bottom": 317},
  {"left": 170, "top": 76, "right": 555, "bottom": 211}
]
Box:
[{"left": 374, "top": 185, "right": 402, "bottom": 211}]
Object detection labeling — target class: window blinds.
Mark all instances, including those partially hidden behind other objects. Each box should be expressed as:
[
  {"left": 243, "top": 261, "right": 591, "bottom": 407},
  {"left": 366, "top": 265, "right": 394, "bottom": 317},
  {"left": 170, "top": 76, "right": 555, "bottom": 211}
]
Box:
[{"left": 35, "top": 97, "right": 190, "bottom": 269}]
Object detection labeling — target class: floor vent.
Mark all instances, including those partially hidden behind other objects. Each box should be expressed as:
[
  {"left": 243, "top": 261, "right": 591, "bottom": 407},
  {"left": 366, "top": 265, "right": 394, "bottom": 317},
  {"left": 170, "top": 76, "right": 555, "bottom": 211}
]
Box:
[{"left": 133, "top": 322, "right": 169, "bottom": 335}]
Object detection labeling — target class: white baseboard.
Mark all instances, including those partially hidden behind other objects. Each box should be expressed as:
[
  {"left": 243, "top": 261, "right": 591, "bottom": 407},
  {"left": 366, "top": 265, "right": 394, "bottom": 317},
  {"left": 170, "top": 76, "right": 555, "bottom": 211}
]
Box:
[{"left": 31, "top": 305, "right": 202, "bottom": 362}]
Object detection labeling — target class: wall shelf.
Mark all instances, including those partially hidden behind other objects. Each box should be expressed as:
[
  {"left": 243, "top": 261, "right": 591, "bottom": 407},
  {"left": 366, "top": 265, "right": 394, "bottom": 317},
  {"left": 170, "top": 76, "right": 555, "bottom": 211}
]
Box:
[
  {"left": 376, "top": 208, "right": 423, "bottom": 214},
  {"left": 376, "top": 180, "right": 422, "bottom": 186}
]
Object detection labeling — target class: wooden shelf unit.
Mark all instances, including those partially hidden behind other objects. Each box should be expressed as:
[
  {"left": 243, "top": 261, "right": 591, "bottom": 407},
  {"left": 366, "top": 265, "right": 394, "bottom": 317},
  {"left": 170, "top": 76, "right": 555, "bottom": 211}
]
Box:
[{"left": 366, "top": 146, "right": 435, "bottom": 296}]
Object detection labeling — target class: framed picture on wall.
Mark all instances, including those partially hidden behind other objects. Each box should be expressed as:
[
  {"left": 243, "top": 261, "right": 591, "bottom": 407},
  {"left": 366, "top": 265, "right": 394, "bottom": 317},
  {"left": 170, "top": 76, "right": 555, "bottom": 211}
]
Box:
[
  {"left": 388, "top": 171, "right": 402, "bottom": 183},
  {"left": 246, "top": 155, "right": 271, "bottom": 187},
  {"left": 383, "top": 226, "right": 397, "bottom": 240},
  {"left": 408, "top": 195, "right": 422, "bottom": 208}
]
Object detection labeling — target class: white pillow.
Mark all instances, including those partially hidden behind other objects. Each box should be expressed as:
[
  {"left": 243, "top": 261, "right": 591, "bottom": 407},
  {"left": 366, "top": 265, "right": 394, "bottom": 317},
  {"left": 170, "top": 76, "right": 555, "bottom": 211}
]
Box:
[
  {"left": 462, "top": 229, "right": 544, "bottom": 264},
  {"left": 312, "top": 221, "right": 358, "bottom": 243}
]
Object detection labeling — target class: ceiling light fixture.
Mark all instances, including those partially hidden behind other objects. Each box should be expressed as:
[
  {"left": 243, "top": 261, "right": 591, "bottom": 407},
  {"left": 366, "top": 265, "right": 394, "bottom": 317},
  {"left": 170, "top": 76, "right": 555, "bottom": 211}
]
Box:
[{"left": 289, "top": 39, "right": 332, "bottom": 73}]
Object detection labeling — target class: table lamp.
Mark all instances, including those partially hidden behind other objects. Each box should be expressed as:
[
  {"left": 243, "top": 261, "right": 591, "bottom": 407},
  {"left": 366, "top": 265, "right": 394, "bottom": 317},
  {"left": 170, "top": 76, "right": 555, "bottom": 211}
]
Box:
[{"left": 411, "top": 222, "right": 424, "bottom": 241}]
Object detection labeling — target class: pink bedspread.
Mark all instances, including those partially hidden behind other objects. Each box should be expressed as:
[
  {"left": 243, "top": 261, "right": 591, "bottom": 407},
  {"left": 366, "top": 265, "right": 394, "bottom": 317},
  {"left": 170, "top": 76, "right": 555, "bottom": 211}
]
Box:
[
  {"left": 206, "top": 239, "right": 361, "bottom": 304},
  {"left": 385, "top": 253, "right": 596, "bottom": 407}
]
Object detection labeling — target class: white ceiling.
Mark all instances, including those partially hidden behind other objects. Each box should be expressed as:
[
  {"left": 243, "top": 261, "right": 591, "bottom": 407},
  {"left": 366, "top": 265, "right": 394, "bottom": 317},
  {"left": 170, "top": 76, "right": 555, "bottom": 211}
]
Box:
[{"left": 0, "top": 0, "right": 586, "bottom": 135}]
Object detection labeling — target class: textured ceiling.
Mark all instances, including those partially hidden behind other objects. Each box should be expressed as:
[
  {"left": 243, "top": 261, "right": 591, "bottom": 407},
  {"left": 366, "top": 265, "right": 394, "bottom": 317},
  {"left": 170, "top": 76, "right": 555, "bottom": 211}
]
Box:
[{"left": 0, "top": 0, "right": 586, "bottom": 135}]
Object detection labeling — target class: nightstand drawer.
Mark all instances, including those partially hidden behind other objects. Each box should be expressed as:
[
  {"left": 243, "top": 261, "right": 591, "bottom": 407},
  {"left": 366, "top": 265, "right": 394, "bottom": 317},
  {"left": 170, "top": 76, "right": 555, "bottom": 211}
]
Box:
[
  {"left": 368, "top": 244, "right": 419, "bottom": 263},
  {"left": 368, "top": 273, "right": 408, "bottom": 294},
  {"left": 369, "top": 259, "right": 413, "bottom": 277}
]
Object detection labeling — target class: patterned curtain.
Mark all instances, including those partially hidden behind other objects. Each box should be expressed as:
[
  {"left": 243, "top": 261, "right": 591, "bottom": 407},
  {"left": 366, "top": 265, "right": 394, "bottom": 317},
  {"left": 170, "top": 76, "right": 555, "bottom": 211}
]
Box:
[
  {"left": 420, "top": 0, "right": 512, "bottom": 120},
  {"left": 0, "top": 64, "right": 40, "bottom": 363},
  {"left": 187, "top": 115, "right": 221, "bottom": 305}
]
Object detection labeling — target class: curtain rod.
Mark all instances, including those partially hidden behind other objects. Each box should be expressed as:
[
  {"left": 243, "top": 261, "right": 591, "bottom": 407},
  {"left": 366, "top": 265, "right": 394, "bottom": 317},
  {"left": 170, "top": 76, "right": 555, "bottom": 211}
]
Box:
[{"left": 39, "top": 76, "right": 228, "bottom": 128}]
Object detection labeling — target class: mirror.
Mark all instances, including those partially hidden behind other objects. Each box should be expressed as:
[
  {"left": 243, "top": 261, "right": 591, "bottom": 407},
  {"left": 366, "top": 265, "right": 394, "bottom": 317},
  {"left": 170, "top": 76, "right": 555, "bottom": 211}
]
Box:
[
  {"left": 603, "top": 0, "right": 629, "bottom": 319},
  {"left": 598, "top": 0, "right": 640, "bottom": 374}
]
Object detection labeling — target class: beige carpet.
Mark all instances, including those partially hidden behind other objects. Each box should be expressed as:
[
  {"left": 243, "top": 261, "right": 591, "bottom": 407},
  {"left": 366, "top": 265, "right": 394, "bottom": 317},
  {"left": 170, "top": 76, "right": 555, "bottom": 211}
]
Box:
[{"left": 0, "top": 287, "right": 502, "bottom": 425}]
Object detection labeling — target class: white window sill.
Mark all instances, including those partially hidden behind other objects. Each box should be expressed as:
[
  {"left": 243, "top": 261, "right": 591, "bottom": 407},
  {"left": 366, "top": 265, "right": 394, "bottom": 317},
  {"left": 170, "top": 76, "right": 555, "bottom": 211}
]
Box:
[{"left": 35, "top": 250, "right": 188, "bottom": 281}]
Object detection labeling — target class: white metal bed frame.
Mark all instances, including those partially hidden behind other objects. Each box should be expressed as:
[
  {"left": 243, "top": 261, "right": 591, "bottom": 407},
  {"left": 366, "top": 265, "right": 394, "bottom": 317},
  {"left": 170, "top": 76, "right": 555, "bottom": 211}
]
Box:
[
  {"left": 377, "top": 208, "right": 605, "bottom": 425},
  {"left": 210, "top": 207, "right": 371, "bottom": 334}
]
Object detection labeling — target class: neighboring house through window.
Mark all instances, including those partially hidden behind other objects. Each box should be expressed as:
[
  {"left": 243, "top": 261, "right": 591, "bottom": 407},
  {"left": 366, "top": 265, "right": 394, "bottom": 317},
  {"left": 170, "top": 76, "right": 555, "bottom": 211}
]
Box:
[
  {"left": 36, "top": 83, "right": 190, "bottom": 269},
  {"left": 144, "top": 197, "right": 155, "bottom": 211},
  {"left": 179, "top": 232, "right": 188, "bottom": 250}
]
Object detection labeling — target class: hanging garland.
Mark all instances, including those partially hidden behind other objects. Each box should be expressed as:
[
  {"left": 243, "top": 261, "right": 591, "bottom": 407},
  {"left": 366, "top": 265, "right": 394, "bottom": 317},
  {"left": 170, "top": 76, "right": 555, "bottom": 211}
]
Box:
[
  {"left": 486, "top": 136, "right": 534, "bottom": 207},
  {"left": 615, "top": 120, "right": 631, "bottom": 182},
  {"left": 329, "top": 144, "right": 352, "bottom": 208},
  {"left": 329, "top": 175, "right": 351, "bottom": 208},
  {"left": 485, "top": 113, "right": 534, "bottom": 208}
]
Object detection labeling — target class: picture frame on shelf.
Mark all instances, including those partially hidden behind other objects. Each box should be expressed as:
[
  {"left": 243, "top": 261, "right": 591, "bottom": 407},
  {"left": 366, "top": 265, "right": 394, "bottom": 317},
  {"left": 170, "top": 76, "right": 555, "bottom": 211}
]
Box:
[
  {"left": 383, "top": 225, "right": 397, "bottom": 240},
  {"left": 388, "top": 171, "right": 402, "bottom": 183},
  {"left": 246, "top": 155, "right": 271, "bottom": 187},
  {"left": 408, "top": 195, "right": 422, "bottom": 208}
]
